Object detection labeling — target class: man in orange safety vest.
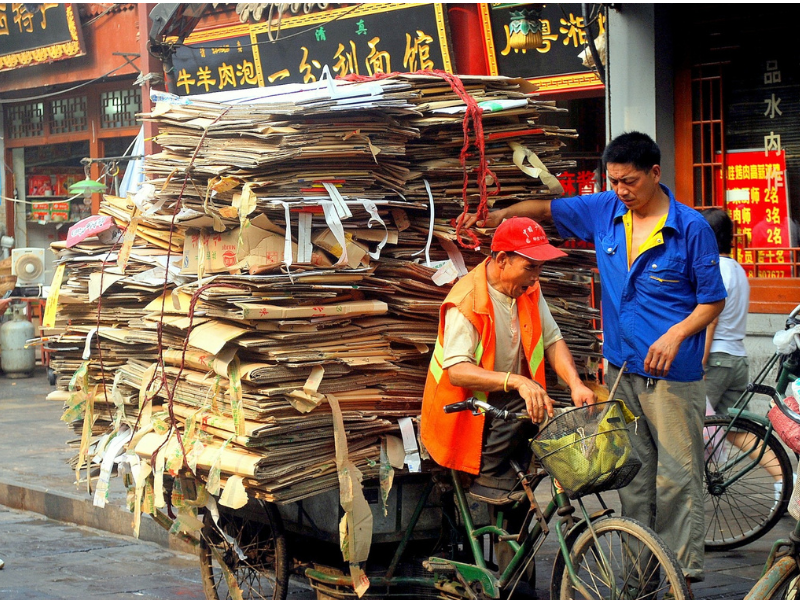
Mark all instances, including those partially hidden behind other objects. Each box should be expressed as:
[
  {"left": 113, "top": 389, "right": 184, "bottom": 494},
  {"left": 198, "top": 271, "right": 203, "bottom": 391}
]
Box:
[{"left": 421, "top": 217, "right": 596, "bottom": 504}]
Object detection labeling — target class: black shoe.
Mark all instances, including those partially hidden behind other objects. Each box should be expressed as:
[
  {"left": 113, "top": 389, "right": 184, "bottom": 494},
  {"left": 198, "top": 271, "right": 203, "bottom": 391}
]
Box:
[{"left": 468, "top": 482, "right": 526, "bottom": 506}]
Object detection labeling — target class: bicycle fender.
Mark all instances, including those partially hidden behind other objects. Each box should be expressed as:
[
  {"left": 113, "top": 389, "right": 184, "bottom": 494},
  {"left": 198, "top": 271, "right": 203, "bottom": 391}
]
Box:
[
  {"left": 726, "top": 407, "right": 769, "bottom": 427},
  {"left": 743, "top": 556, "right": 797, "bottom": 600},
  {"left": 549, "top": 508, "right": 614, "bottom": 598}
]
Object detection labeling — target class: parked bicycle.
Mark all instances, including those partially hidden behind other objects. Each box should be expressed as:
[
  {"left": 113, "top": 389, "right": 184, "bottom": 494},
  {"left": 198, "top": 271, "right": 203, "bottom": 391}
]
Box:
[
  {"left": 197, "top": 398, "right": 690, "bottom": 600},
  {"left": 740, "top": 382, "right": 800, "bottom": 600},
  {"left": 703, "top": 305, "right": 800, "bottom": 550}
]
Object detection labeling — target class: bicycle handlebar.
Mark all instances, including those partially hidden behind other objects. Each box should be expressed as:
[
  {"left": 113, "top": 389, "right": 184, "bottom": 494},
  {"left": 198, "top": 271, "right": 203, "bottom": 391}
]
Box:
[
  {"left": 443, "top": 397, "right": 530, "bottom": 421},
  {"left": 746, "top": 382, "right": 800, "bottom": 424},
  {"left": 789, "top": 303, "right": 800, "bottom": 320}
]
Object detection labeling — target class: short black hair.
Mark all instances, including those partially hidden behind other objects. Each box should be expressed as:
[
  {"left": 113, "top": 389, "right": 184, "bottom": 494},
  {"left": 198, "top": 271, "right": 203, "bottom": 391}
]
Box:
[
  {"left": 701, "top": 208, "right": 733, "bottom": 254},
  {"left": 602, "top": 131, "right": 661, "bottom": 172}
]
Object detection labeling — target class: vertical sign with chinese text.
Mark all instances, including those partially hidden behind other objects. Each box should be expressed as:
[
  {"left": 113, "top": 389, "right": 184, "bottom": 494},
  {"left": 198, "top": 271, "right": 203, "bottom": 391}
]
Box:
[{"left": 720, "top": 149, "right": 792, "bottom": 277}]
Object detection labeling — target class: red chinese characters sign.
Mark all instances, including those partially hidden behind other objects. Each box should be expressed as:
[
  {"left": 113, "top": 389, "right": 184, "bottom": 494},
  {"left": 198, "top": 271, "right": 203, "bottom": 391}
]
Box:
[
  {"left": 557, "top": 168, "right": 599, "bottom": 250},
  {"left": 719, "top": 149, "right": 792, "bottom": 277},
  {"left": 557, "top": 168, "right": 597, "bottom": 197}
]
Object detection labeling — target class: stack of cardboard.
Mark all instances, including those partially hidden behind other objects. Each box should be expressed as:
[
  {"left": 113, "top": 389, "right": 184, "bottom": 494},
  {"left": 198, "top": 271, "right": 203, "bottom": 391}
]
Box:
[{"left": 44, "top": 75, "right": 600, "bottom": 581}]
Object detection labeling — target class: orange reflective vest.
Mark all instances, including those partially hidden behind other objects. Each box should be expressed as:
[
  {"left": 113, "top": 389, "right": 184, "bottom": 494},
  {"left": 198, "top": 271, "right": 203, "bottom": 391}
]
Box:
[{"left": 420, "top": 258, "right": 546, "bottom": 474}]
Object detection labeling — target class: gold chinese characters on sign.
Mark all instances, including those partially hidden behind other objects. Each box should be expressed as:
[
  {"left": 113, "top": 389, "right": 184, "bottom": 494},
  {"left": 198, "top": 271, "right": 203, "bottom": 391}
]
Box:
[{"left": 0, "top": 3, "right": 85, "bottom": 72}]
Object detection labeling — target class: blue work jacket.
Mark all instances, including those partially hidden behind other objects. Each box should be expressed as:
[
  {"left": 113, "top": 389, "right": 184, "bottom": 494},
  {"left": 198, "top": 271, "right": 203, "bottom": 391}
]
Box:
[{"left": 551, "top": 185, "right": 727, "bottom": 382}]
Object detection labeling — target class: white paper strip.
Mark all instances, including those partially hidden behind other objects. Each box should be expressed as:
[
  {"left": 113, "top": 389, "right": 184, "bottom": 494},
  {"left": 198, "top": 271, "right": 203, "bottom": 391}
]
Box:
[
  {"left": 322, "top": 181, "right": 352, "bottom": 219},
  {"left": 397, "top": 417, "right": 421, "bottom": 473},
  {"left": 82, "top": 327, "right": 98, "bottom": 360},
  {"left": 358, "top": 199, "right": 388, "bottom": 260},
  {"left": 321, "top": 201, "right": 350, "bottom": 267},
  {"left": 412, "top": 180, "right": 435, "bottom": 267},
  {"left": 297, "top": 212, "right": 313, "bottom": 263}
]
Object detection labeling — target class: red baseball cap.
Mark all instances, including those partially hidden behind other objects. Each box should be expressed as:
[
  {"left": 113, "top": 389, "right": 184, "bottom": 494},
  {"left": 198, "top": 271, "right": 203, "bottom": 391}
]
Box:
[{"left": 491, "top": 217, "right": 567, "bottom": 262}]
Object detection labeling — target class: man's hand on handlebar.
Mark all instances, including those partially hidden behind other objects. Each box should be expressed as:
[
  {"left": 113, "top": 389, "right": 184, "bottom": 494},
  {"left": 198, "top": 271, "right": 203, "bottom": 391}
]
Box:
[{"left": 512, "top": 375, "right": 554, "bottom": 423}]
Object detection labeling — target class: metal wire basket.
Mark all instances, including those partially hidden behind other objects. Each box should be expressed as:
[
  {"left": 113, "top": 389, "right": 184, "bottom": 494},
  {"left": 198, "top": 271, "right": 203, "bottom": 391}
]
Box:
[{"left": 529, "top": 400, "right": 641, "bottom": 499}]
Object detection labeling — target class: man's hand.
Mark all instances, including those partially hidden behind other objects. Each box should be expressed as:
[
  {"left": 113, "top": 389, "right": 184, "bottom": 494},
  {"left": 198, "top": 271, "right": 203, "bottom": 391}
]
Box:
[
  {"left": 645, "top": 300, "right": 724, "bottom": 377},
  {"left": 456, "top": 208, "right": 507, "bottom": 230},
  {"left": 515, "top": 377, "right": 554, "bottom": 423},
  {"left": 570, "top": 380, "right": 597, "bottom": 408},
  {"left": 644, "top": 328, "right": 685, "bottom": 377}
]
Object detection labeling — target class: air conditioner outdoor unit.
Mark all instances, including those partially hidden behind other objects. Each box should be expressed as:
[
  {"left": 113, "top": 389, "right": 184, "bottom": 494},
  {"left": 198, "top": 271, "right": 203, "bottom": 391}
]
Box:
[{"left": 11, "top": 247, "right": 46, "bottom": 287}]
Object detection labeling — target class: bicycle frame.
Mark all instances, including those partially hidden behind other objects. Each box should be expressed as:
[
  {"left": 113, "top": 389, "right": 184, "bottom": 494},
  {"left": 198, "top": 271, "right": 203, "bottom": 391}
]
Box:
[
  {"left": 305, "top": 468, "right": 606, "bottom": 599},
  {"left": 743, "top": 518, "right": 800, "bottom": 600},
  {"left": 705, "top": 352, "right": 785, "bottom": 494}
]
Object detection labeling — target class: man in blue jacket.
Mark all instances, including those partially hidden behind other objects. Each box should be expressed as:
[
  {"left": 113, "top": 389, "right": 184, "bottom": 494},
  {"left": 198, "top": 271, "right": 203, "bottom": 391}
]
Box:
[{"left": 462, "top": 131, "right": 726, "bottom": 586}]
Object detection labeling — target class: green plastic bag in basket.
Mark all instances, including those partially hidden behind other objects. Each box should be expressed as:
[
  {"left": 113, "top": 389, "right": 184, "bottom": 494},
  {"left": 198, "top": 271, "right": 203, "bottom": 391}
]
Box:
[{"left": 531, "top": 401, "right": 637, "bottom": 497}]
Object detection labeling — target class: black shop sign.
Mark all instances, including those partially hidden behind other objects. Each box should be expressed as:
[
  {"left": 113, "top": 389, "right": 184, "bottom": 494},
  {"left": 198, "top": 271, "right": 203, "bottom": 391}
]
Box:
[
  {"left": 171, "top": 3, "right": 454, "bottom": 96},
  {"left": 0, "top": 3, "right": 85, "bottom": 72}
]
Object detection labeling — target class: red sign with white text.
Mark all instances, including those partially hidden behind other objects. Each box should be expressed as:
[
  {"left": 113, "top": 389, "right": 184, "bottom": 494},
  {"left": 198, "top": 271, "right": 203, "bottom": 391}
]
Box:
[{"left": 718, "top": 150, "right": 792, "bottom": 277}]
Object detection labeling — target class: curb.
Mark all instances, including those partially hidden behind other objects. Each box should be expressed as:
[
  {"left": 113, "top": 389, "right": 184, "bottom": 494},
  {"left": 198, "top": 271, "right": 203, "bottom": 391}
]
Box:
[{"left": 0, "top": 477, "right": 198, "bottom": 556}]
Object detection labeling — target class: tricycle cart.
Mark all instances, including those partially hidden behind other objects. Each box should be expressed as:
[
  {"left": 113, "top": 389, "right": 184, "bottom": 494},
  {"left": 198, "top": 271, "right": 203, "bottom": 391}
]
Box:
[{"left": 195, "top": 400, "right": 690, "bottom": 600}]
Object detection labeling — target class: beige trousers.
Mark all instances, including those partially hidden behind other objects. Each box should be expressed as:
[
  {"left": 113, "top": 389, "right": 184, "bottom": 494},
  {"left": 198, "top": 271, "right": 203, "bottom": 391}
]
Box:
[{"left": 607, "top": 363, "right": 706, "bottom": 582}]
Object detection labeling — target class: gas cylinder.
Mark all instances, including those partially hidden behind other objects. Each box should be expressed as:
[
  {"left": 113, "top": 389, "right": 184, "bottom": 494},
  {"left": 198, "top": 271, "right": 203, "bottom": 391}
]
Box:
[{"left": 1, "top": 304, "right": 35, "bottom": 378}]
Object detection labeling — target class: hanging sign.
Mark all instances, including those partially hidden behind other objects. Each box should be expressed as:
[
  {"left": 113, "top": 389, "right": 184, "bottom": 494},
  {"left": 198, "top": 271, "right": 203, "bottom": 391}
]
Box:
[
  {"left": 718, "top": 149, "right": 793, "bottom": 277},
  {"left": 171, "top": 3, "right": 454, "bottom": 95},
  {"left": 66, "top": 215, "right": 116, "bottom": 248},
  {"left": 0, "top": 3, "right": 85, "bottom": 72}
]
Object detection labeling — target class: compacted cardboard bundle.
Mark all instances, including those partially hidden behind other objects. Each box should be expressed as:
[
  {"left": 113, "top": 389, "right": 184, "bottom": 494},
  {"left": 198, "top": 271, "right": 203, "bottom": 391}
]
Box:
[{"left": 44, "top": 74, "right": 601, "bottom": 570}]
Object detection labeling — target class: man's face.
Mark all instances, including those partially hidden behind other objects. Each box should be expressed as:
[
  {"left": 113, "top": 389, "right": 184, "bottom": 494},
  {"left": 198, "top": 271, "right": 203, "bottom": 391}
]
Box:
[
  {"left": 498, "top": 252, "right": 544, "bottom": 298},
  {"left": 607, "top": 163, "right": 661, "bottom": 212}
]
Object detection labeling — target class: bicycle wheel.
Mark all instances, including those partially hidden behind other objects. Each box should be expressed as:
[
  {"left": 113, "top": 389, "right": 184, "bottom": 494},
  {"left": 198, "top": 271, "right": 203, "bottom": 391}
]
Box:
[
  {"left": 704, "top": 415, "right": 792, "bottom": 550},
  {"left": 199, "top": 499, "right": 290, "bottom": 600},
  {"left": 557, "top": 516, "right": 688, "bottom": 600}
]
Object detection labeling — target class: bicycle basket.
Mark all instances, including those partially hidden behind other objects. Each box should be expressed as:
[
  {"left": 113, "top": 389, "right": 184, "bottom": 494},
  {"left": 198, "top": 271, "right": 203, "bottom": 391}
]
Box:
[
  {"left": 529, "top": 400, "right": 641, "bottom": 499},
  {"left": 768, "top": 394, "right": 800, "bottom": 454}
]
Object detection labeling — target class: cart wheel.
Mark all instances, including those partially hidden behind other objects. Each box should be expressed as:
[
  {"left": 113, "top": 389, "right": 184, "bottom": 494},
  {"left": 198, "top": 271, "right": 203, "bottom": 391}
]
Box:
[
  {"left": 47, "top": 368, "right": 56, "bottom": 386},
  {"left": 199, "top": 498, "right": 289, "bottom": 600}
]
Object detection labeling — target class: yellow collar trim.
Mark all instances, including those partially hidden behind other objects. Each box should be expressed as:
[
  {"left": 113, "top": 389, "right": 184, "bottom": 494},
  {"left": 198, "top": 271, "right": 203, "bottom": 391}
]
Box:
[{"left": 624, "top": 211, "right": 668, "bottom": 268}]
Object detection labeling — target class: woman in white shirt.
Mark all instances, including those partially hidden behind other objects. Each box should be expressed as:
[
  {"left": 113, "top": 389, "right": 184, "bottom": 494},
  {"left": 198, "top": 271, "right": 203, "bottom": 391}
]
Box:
[{"left": 701, "top": 208, "right": 750, "bottom": 414}]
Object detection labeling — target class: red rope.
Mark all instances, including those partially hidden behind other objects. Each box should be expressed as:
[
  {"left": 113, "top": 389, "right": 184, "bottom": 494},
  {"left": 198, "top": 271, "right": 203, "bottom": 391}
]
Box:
[
  {"left": 128, "top": 105, "right": 234, "bottom": 476},
  {"left": 343, "top": 69, "right": 498, "bottom": 249}
]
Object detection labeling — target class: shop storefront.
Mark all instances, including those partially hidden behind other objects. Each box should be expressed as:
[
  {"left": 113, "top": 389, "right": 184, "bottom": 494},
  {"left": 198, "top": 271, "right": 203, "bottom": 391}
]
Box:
[
  {"left": 0, "top": 3, "right": 152, "bottom": 283},
  {"left": 675, "top": 4, "right": 800, "bottom": 312}
]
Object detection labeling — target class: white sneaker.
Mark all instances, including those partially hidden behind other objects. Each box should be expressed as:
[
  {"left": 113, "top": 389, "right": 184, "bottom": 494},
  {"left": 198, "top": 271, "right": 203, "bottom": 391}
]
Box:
[
  {"left": 775, "top": 474, "right": 798, "bottom": 503},
  {"left": 0, "top": 557, "right": 4, "bottom": 569}
]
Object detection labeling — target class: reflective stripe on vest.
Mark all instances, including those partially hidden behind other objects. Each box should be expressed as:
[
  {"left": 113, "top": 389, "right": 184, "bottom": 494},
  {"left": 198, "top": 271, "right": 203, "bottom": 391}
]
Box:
[
  {"left": 529, "top": 333, "right": 544, "bottom": 377},
  {"left": 430, "top": 339, "right": 444, "bottom": 382},
  {"left": 430, "top": 338, "right": 486, "bottom": 384}
]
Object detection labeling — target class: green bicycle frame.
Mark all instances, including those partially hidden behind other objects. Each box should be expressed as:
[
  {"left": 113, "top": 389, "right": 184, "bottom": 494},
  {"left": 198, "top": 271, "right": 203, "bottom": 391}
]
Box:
[
  {"left": 743, "top": 518, "right": 800, "bottom": 600},
  {"left": 306, "top": 468, "right": 602, "bottom": 599}
]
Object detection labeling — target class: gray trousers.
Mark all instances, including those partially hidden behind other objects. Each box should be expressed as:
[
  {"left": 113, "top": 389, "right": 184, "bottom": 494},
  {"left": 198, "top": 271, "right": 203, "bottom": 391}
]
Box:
[
  {"left": 478, "top": 391, "right": 536, "bottom": 487},
  {"left": 607, "top": 364, "right": 706, "bottom": 582},
  {"left": 705, "top": 352, "right": 749, "bottom": 414}
]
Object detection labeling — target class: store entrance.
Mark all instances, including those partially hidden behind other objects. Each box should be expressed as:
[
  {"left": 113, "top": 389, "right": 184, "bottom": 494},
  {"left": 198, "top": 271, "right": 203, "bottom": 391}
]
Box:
[{"left": 13, "top": 135, "right": 135, "bottom": 292}]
